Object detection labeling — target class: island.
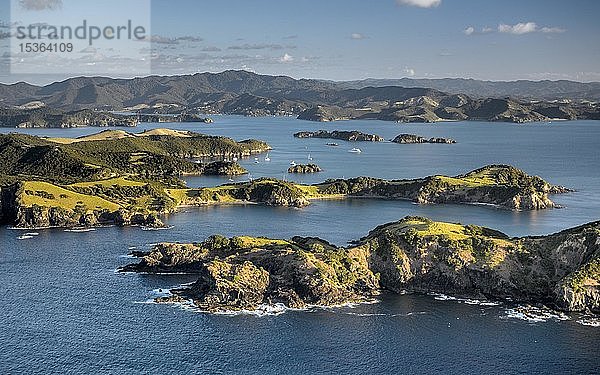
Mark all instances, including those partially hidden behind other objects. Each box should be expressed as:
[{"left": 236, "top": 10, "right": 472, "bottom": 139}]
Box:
[
  {"left": 177, "top": 165, "right": 569, "bottom": 210},
  {"left": 0, "top": 107, "right": 215, "bottom": 129},
  {"left": 287, "top": 164, "right": 323, "bottom": 173},
  {"left": 0, "top": 129, "right": 270, "bottom": 228},
  {"left": 0, "top": 129, "right": 569, "bottom": 229},
  {"left": 392, "top": 134, "right": 456, "bottom": 144},
  {"left": 294, "top": 130, "right": 384, "bottom": 142},
  {"left": 121, "top": 216, "right": 600, "bottom": 313}
]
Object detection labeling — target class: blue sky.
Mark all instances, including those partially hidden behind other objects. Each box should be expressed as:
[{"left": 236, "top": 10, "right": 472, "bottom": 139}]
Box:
[{"left": 1, "top": 0, "right": 599, "bottom": 84}]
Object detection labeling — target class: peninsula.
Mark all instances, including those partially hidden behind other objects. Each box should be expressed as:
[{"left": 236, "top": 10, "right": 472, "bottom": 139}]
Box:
[{"left": 122, "top": 216, "right": 600, "bottom": 313}]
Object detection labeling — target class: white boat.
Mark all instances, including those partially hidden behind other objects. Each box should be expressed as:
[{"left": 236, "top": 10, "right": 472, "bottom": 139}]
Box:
[
  {"left": 307, "top": 153, "right": 313, "bottom": 160},
  {"left": 264, "top": 153, "right": 271, "bottom": 162},
  {"left": 348, "top": 148, "right": 362, "bottom": 153},
  {"left": 232, "top": 157, "right": 238, "bottom": 162},
  {"left": 254, "top": 157, "right": 260, "bottom": 164},
  {"left": 17, "top": 235, "right": 34, "bottom": 240},
  {"left": 290, "top": 160, "right": 297, "bottom": 166}
]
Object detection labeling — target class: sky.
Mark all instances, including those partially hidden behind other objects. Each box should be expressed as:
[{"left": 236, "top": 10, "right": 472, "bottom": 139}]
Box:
[{"left": 0, "top": 0, "right": 599, "bottom": 84}]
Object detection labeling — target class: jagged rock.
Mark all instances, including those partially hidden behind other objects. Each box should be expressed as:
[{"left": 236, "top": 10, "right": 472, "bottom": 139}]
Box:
[{"left": 177, "top": 260, "right": 270, "bottom": 311}]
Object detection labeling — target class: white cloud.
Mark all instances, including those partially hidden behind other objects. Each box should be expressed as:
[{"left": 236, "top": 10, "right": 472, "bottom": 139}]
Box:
[
  {"left": 498, "top": 22, "right": 538, "bottom": 34},
  {"left": 279, "top": 53, "right": 294, "bottom": 63},
  {"left": 497, "top": 22, "right": 566, "bottom": 35},
  {"left": 463, "top": 26, "right": 474, "bottom": 36},
  {"left": 403, "top": 67, "right": 415, "bottom": 76},
  {"left": 540, "top": 26, "right": 566, "bottom": 33},
  {"left": 351, "top": 33, "right": 366, "bottom": 40},
  {"left": 396, "top": 0, "right": 441, "bottom": 8}
]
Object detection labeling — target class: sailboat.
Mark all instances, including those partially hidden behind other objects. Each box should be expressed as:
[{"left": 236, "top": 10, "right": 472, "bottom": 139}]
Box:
[
  {"left": 307, "top": 153, "right": 313, "bottom": 161},
  {"left": 264, "top": 153, "right": 271, "bottom": 162}
]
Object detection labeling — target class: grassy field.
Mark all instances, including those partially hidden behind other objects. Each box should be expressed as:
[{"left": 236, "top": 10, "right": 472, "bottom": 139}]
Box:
[{"left": 20, "top": 181, "right": 121, "bottom": 211}]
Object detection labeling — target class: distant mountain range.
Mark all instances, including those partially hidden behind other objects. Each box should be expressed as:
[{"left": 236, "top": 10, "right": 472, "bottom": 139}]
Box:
[
  {"left": 0, "top": 70, "right": 598, "bottom": 125},
  {"left": 337, "top": 78, "right": 600, "bottom": 101}
]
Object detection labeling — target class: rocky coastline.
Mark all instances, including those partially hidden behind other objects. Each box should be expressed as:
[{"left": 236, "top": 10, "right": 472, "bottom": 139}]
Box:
[{"left": 121, "top": 216, "right": 600, "bottom": 314}]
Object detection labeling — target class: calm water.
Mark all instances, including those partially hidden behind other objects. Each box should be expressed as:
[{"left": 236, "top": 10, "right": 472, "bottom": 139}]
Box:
[{"left": 1, "top": 117, "right": 599, "bottom": 374}]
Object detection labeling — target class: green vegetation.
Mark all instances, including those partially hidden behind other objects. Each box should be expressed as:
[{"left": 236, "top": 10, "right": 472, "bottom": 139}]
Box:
[
  {"left": 0, "top": 107, "right": 138, "bottom": 128},
  {"left": 124, "top": 217, "right": 600, "bottom": 312},
  {"left": 183, "top": 165, "right": 563, "bottom": 211},
  {"left": 0, "top": 130, "right": 270, "bottom": 227},
  {"left": 20, "top": 181, "right": 121, "bottom": 211}
]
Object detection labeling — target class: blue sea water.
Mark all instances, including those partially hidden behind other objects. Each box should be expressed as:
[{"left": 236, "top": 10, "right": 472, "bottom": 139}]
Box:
[{"left": 1, "top": 117, "right": 599, "bottom": 374}]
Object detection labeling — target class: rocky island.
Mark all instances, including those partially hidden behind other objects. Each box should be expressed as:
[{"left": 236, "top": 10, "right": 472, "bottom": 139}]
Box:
[
  {"left": 122, "top": 216, "right": 600, "bottom": 313},
  {"left": 392, "top": 134, "right": 456, "bottom": 144},
  {"left": 294, "top": 130, "right": 384, "bottom": 142},
  {"left": 178, "top": 165, "right": 569, "bottom": 210},
  {"left": 287, "top": 164, "right": 323, "bottom": 173}
]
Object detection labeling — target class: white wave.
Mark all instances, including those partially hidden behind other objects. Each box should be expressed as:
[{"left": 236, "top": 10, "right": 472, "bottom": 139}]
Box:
[
  {"left": 343, "top": 311, "right": 426, "bottom": 317},
  {"left": 317, "top": 298, "right": 381, "bottom": 310},
  {"left": 576, "top": 316, "right": 600, "bottom": 327},
  {"left": 214, "top": 303, "right": 296, "bottom": 317},
  {"left": 502, "top": 305, "right": 570, "bottom": 323},
  {"left": 118, "top": 254, "right": 137, "bottom": 259},
  {"left": 141, "top": 226, "right": 174, "bottom": 231},
  {"left": 64, "top": 228, "right": 96, "bottom": 233},
  {"left": 428, "top": 292, "right": 501, "bottom": 306},
  {"left": 149, "top": 288, "right": 173, "bottom": 298}
]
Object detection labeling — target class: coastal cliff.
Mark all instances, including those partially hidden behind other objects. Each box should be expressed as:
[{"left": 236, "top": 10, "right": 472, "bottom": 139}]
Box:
[{"left": 122, "top": 217, "right": 600, "bottom": 313}]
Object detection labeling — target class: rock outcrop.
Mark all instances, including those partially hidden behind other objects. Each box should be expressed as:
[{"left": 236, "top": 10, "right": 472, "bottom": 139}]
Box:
[
  {"left": 287, "top": 164, "right": 323, "bottom": 173},
  {"left": 123, "top": 217, "right": 600, "bottom": 313}
]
